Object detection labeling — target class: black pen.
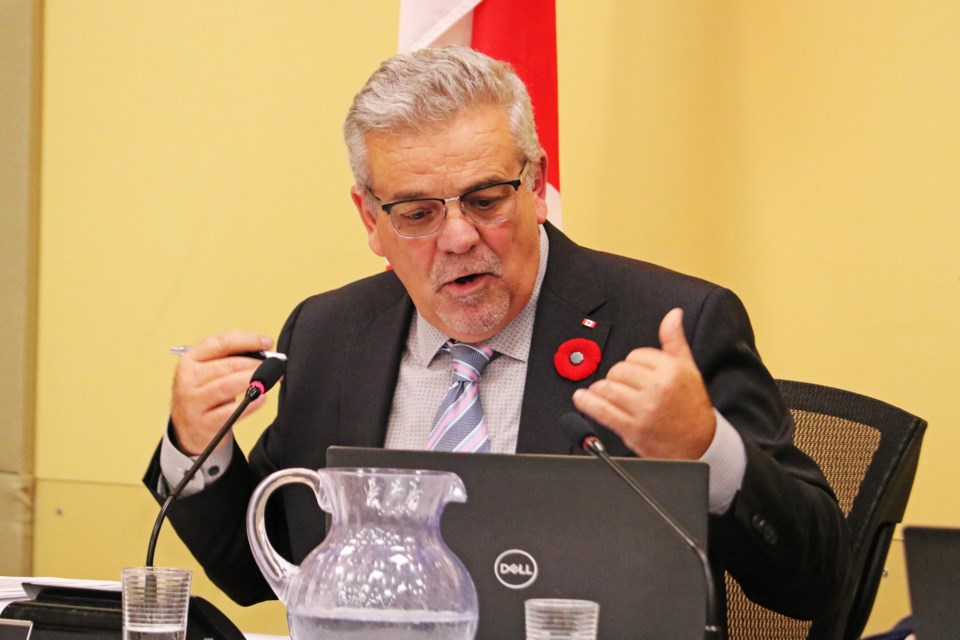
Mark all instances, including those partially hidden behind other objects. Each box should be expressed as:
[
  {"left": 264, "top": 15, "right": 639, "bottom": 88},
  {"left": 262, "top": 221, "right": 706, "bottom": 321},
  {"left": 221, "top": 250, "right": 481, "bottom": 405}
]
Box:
[{"left": 169, "top": 345, "right": 287, "bottom": 361}]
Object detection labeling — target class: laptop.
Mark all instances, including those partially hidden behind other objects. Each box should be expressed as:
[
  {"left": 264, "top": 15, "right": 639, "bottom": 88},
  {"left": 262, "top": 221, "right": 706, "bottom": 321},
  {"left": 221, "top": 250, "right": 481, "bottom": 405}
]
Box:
[
  {"left": 903, "top": 526, "right": 960, "bottom": 640},
  {"left": 326, "top": 447, "right": 709, "bottom": 640}
]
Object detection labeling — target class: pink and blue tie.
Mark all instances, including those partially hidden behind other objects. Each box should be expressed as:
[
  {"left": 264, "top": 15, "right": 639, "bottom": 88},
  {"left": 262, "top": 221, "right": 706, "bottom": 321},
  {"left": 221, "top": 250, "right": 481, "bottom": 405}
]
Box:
[{"left": 426, "top": 340, "right": 495, "bottom": 453}]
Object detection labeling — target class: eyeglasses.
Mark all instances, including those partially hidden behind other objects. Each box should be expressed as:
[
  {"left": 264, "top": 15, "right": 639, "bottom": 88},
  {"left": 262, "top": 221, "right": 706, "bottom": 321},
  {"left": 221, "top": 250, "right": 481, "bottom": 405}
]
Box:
[{"left": 367, "top": 161, "right": 531, "bottom": 238}]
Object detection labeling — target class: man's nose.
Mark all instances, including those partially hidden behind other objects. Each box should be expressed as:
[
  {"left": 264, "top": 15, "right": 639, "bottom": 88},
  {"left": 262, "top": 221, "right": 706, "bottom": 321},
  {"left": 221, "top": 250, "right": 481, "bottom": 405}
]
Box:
[{"left": 437, "top": 200, "right": 480, "bottom": 253}]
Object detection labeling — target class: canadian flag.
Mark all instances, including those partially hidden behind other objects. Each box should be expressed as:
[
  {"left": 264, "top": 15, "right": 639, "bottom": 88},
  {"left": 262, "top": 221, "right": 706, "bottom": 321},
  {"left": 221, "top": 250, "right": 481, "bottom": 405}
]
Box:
[{"left": 398, "top": 0, "right": 561, "bottom": 227}]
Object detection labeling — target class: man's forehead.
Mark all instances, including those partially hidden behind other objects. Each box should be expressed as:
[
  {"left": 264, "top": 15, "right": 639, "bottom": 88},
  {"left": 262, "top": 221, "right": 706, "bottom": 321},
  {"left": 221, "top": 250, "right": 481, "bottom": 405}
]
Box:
[
  {"left": 367, "top": 107, "right": 510, "bottom": 153},
  {"left": 364, "top": 109, "right": 520, "bottom": 196}
]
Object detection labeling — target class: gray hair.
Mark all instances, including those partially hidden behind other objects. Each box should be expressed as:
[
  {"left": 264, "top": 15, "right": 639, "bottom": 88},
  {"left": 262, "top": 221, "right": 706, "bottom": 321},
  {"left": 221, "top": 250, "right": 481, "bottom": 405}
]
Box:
[{"left": 343, "top": 45, "right": 542, "bottom": 188}]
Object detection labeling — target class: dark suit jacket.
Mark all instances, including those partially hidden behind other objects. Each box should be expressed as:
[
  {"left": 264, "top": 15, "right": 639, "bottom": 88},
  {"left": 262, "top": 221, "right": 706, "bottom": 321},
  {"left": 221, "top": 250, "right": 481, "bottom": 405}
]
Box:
[{"left": 145, "top": 222, "right": 851, "bottom": 624}]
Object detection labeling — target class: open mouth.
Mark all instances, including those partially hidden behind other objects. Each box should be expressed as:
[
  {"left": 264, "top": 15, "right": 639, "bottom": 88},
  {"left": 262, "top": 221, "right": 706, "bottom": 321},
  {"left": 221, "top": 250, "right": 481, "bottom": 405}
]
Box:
[
  {"left": 453, "top": 273, "right": 483, "bottom": 285},
  {"left": 432, "top": 254, "right": 502, "bottom": 292}
]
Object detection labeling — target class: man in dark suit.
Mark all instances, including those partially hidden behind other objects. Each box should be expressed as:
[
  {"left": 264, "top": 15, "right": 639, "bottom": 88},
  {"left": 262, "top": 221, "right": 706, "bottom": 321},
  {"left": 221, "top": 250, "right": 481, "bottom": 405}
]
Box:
[{"left": 146, "top": 46, "right": 851, "bottom": 628}]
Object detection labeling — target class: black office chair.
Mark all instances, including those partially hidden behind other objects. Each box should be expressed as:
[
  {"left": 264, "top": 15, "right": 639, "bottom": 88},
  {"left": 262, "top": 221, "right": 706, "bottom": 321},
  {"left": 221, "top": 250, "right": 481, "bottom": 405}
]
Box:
[{"left": 725, "top": 380, "right": 927, "bottom": 640}]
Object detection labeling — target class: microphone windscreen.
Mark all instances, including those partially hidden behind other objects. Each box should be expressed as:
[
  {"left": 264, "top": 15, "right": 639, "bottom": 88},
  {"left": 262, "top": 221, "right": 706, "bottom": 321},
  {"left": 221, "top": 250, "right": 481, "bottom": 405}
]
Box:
[
  {"left": 251, "top": 356, "right": 286, "bottom": 393},
  {"left": 559, "top": 412, "right": 595, "bottom": 449}
]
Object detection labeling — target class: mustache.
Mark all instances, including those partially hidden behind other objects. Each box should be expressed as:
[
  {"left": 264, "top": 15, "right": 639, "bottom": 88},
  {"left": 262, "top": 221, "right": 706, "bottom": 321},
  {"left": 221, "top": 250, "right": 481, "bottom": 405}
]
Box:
[{"left": 431, "top": 250, "right": 503, "bottom": 291}]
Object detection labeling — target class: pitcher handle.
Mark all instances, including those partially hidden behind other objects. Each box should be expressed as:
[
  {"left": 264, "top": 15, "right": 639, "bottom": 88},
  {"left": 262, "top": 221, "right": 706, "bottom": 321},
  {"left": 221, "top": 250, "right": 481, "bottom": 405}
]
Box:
[{"left": 246, "top": 467, "right": 325, "bottom": 599}]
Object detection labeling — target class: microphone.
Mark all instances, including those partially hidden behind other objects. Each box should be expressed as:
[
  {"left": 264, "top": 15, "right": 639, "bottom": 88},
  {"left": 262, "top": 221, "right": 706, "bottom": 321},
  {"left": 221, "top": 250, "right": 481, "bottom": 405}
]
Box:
[
  {"left": 145, "top": 356, "right": 287, "bottom": 566},
  {"left": 560, "top": 413, "right": 725, "bottom": 640}
]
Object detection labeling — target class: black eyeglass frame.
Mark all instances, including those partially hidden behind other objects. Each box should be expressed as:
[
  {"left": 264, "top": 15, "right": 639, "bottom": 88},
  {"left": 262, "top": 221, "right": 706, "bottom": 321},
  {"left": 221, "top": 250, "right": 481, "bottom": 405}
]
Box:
[{"left": 366, "top": 161, "right": 532, "bottom": 238}]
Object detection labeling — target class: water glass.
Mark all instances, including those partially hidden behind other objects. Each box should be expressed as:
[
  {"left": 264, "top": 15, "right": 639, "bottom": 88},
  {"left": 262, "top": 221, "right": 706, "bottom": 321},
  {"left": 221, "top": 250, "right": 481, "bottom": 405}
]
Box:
[
  {"left": 121, "top": 567, "right": 192, "bottom": 640},
  {"left": 525, "top": 598, "right": 599, "bottom": 639}
]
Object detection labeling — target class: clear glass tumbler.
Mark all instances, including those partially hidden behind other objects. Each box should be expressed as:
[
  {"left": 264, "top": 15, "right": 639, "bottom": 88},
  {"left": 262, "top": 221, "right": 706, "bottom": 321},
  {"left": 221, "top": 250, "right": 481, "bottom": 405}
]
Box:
[
  {"left": 525, "top": 598, "right": 599, "bottom": 640},
  {"left": 121, "top": 567, "right": 192, "bottom": 640}
]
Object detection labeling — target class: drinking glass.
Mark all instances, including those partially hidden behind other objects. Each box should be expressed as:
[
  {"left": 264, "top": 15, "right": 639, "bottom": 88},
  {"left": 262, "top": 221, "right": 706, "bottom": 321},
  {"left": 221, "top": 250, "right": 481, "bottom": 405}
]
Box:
[
  {"left": 121, "top": 567, "right": 191, "bottom": 640},
  {"left": 525, "top": 598, "right": 599, "bottom": 640}
]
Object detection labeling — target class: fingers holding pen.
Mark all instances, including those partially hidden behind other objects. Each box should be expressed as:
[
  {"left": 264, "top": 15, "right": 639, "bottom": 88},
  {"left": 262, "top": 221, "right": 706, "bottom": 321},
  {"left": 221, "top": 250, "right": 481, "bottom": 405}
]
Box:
[
  {"left": 187, "top": 331, "right": 274, "bottom": 362},
  {"left": 173, "top": 330, "right": 275, "bottom": 391},
  {"left": 170, "top": 330, "right": 276, "bottom": 455}
]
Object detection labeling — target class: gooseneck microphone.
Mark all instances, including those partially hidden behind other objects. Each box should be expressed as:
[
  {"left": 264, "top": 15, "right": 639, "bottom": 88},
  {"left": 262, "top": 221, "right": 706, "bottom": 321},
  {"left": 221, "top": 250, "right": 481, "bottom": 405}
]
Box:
[
  {"left": 145, "top": 356, "right": 287, "bottom": 566},
  {"left": 559, "top": 412, "right": 725, "bottom": 640}
]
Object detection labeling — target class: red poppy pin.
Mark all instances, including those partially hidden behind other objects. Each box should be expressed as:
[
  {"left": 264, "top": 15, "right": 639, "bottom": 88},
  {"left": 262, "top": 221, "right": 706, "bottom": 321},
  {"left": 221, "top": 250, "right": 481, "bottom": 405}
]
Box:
[{"left": 554, "top": 338, "right": 602, "bottom": 381}]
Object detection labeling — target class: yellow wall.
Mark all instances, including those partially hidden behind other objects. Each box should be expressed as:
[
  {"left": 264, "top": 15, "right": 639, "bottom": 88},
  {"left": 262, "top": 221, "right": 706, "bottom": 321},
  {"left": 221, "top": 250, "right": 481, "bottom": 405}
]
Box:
[
  {"left": 728, "top": 5, "right": 960, "bottom": 630},
  {"left": 32, "top": 1, "right": 959, "bottom": 635}
]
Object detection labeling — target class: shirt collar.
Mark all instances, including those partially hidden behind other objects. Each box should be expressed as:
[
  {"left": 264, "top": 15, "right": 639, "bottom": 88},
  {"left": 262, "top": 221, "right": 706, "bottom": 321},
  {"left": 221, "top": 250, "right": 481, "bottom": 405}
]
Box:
[{"left": 408, "top": 225, "right": 550, "bottom": 365}]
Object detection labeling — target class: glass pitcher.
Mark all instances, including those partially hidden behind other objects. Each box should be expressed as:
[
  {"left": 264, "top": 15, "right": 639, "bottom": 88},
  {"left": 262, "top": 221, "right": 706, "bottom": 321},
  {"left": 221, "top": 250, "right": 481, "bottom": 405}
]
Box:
[{"left": 246, "top": 467, "right": 478, "bottom": 640}]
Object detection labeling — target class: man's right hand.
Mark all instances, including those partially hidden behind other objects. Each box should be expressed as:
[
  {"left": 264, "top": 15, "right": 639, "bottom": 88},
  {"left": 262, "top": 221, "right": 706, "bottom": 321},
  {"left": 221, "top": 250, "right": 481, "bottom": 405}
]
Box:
[{"left": 170, "top": 331, "right": 275, "bottom": 455}]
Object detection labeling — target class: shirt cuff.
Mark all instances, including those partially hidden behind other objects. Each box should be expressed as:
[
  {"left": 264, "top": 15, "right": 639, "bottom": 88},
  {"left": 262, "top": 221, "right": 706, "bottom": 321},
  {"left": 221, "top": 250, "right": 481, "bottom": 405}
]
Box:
[
  {"left": 700, "top": 409, "right": 747, "bottom": 515},
  {"left": 159, "top": 420, "right": 234, "bottom": 498}
]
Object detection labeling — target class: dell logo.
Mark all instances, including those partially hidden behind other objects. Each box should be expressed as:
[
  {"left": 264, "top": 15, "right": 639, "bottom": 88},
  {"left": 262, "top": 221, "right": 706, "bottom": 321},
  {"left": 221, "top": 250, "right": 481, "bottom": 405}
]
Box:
[
  {"left": 494, "top": 549, "right": 539, "bottom": 589},
  {"left": 500, "top": 563, "right": 535, "bottom": 576}
]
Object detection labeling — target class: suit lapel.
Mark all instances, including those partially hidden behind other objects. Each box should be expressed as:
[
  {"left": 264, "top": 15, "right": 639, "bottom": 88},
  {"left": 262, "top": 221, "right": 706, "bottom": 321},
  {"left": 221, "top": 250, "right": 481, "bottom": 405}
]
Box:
[
  {"left": 516, "top": 224, "right": 613, "bottom": 454},
  {"left": 340, "top": 282, "right": 413, "bottom": 448}
]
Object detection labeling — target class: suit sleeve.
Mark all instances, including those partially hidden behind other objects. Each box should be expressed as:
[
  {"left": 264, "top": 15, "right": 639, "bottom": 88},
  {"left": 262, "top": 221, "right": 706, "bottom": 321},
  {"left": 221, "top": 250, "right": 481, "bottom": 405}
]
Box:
[
  {"left": 692, "top": 287, "right": 852, "bottom": 620},
  {"left": 141, "top": 301, "right": 307, "bottom": 606}
]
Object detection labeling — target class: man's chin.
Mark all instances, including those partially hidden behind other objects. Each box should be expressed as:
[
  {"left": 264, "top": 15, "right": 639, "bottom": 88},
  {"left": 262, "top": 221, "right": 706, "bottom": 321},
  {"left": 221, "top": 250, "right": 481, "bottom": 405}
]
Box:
[{"left": 435, "top": 300, "right": 510, "bottom": 342}]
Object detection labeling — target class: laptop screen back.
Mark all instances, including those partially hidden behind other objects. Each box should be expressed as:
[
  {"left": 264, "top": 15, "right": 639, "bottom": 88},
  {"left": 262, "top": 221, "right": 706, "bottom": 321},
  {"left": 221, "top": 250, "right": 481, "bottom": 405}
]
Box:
[{"left": 326, "top": 447, "right": 709, "bottom": 640}]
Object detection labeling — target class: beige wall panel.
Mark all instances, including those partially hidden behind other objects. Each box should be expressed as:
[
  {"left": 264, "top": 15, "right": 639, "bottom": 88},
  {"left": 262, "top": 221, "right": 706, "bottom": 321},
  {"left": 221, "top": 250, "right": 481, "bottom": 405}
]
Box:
[
  {"left": 1, "top": 0, "right": 40, "bottom": 575},
  {"left": 0, "top": 0, "right": 36, "bottom": 475},
  {"left": 34, "top": 479, "right": 287, "bottom": 634},
  {"left": 0, "top": 472, "right": 32, "bottom": 575}
]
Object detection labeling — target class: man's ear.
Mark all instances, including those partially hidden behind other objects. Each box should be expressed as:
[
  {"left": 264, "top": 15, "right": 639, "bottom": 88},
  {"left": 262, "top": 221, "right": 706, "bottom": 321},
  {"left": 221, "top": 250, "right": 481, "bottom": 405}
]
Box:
[
  {"left": 351, "top": 185, "right": 385, "bottom": 257},
  {"left": 532, "top": 153, "right": 549, "bottom": 224}
]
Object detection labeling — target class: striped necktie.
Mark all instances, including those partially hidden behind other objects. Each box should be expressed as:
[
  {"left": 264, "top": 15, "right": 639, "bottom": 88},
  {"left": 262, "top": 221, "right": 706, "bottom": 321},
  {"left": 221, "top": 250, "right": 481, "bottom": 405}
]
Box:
[{"left": 426, "top": 340, "right": 494, "bottom": 453}]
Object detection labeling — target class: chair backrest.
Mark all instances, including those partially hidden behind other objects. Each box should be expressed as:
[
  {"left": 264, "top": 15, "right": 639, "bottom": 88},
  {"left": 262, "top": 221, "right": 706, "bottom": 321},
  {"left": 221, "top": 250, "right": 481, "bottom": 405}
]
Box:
[{"left": 725, "top": 379, "right": 927, "bottom": 640}]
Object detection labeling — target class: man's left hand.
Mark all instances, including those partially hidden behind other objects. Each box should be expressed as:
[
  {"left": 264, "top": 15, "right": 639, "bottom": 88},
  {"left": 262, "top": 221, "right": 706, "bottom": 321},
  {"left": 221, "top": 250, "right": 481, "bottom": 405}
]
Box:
[{"left": 572, "top": 308, "right": 716, "bottom": 460}]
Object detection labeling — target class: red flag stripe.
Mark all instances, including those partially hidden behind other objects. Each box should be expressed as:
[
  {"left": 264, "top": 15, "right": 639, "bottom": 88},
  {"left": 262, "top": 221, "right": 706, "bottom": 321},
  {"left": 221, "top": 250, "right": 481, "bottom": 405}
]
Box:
[{"left": 470, "top": 0, "right": 559, "bottom": 190}]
